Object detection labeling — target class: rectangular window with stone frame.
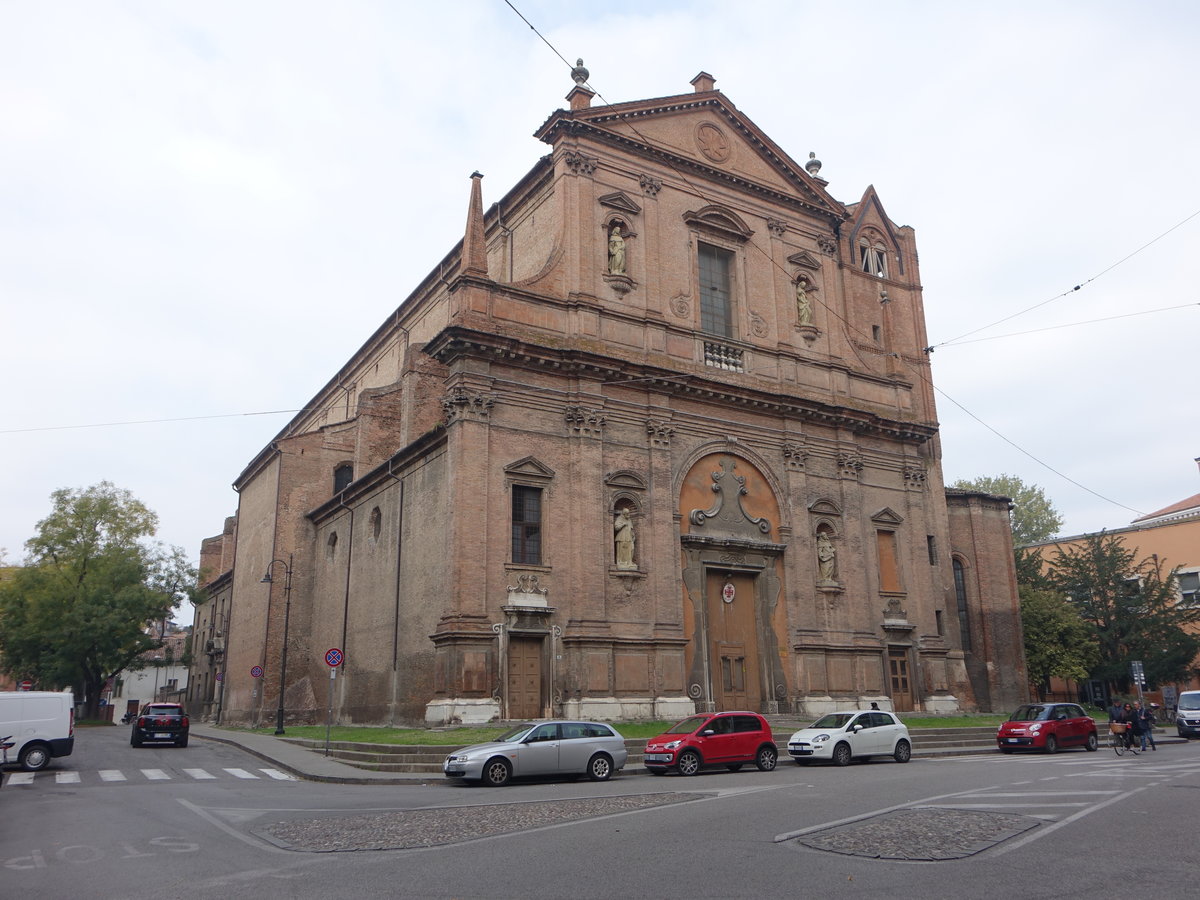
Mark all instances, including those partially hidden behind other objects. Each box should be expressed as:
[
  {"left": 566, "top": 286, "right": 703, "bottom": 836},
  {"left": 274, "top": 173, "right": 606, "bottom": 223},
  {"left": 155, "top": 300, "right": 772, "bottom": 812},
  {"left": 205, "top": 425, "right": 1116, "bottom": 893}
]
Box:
[
  {"left": 698, "top": 242, "right": 734, "bottom": 337},
  {"left": 511, "top": 484, "right": 543, "bottom": 565}
]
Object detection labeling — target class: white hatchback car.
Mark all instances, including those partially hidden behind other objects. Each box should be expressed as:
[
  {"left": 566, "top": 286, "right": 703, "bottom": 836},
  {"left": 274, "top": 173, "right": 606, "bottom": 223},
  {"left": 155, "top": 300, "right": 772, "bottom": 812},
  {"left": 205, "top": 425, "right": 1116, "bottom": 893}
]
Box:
[{"left": 787, "top": 710, "right": 912, "bottom": 766}]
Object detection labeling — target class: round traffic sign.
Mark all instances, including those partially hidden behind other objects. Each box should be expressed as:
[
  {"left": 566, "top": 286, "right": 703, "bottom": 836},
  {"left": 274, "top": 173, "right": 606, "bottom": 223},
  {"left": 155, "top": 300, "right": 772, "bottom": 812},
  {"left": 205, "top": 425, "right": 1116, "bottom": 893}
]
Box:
[
  {"left": 325, "top": 648, "right": 344, "bottom": 667},
  {"left": 250, "top": 665, "right": 264, "bottom": 678}
]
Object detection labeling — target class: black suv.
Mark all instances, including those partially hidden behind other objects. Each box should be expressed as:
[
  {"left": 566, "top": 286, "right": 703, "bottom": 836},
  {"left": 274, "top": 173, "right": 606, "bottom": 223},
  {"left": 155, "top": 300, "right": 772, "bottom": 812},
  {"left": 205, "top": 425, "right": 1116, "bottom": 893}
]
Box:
[{"left": 130, "top": 703, "right": 189, "bottom": 748}]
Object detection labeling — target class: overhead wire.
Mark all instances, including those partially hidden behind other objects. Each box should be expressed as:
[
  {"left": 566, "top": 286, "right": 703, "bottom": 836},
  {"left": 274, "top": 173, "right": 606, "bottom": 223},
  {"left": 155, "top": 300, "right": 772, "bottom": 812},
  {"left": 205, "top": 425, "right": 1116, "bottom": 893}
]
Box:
[
  {"left": 932, "top": 207, "right": 1200, "bottom": 349},
  {"left": 502, "top": 0, "right": 1165, "bottom": 520}
]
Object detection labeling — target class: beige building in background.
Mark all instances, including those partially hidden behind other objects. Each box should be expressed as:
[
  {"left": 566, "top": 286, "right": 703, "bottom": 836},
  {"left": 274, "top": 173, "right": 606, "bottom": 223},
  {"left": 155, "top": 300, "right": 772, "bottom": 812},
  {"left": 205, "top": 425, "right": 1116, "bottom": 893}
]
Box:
[{"left": 188, "top": 70, "right": 1027, "bottom": 727}]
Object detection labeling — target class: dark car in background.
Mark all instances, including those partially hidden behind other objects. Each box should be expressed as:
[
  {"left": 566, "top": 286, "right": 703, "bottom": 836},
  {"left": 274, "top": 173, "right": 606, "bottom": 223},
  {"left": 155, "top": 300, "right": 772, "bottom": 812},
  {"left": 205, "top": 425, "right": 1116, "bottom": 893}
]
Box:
[
  {"left": 997, "top": 702, "right": 1097, "bottom": 753},
  {"left": 131, "top": 703, "right": 189, "bottom": 748}
]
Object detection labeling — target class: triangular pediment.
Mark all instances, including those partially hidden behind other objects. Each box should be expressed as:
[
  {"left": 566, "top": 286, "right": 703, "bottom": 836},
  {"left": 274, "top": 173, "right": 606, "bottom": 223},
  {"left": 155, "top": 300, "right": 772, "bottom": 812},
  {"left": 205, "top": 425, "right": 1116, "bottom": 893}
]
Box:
[
  {"left": 787, "top": 250, "right": 822, "bottom": 271},
  {"left": 870, "top": 507, "right": 905, "bottom": 526},
  {"left": 504, "top": 456, "right": 555, "bottom": 480},
  {"left": 598, "top": 192, "right": 642, "bottom": 216},
  {"left": 537, "top": 91, "right": 846, "bottom": 224}
]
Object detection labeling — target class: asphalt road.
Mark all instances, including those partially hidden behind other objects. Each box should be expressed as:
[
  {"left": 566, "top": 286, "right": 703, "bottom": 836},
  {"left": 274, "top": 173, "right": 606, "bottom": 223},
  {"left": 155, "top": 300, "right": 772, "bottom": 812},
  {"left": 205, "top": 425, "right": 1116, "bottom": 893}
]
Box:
[{"left": 3, "top": 726, "right": 1199, "bottom": 899}]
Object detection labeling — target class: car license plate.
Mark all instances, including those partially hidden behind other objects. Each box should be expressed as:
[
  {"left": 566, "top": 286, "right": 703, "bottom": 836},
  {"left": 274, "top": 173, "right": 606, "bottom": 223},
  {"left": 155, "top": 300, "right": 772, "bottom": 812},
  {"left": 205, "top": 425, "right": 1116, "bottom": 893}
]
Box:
[
  {"left": 790, "top": 749, "right": 813, "bottom": 756},
  {"left": 154, "top": 733, "right": 170, "bottom": 739},
  {"left": 1005, "top": 738, "right": 1019, "bottom": 743},
  {"left": 644, "top": 753, "right": 669, "bottom": 762}
]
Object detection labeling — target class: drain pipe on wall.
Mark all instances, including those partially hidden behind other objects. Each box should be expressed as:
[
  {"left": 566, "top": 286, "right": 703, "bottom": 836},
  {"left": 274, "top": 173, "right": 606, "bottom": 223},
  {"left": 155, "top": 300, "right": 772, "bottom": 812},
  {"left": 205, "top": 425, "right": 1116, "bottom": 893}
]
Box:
[
  {"left": 337, "top": 494, "right": 355, "bottom": 710},
  {"left": 385, "top": 458, "right": 406, "bottom": 726}
]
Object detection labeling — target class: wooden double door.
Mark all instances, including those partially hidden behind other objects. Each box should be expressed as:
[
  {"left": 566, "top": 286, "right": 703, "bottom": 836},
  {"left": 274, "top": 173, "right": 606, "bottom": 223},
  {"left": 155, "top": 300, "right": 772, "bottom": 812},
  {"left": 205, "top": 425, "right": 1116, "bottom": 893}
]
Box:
[{"left": 507, "top": 636, "right": 544, "bottom": 719}]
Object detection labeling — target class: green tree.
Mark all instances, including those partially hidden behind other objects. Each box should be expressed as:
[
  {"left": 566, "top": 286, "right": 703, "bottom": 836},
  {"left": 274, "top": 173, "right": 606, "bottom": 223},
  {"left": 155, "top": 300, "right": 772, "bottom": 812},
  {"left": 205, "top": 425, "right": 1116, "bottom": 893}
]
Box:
[
  {"left": 950, "top": 474, "right": 1064, "bottom": 546},
  {"left": 1043, "top": 532, "right": 1200, "bottom": 692},
  {"left": 0, "top": 483, "right": 196, "bottom": 718},
  {"left": 1020, "top": 587, "right": 1099, "bottom": 701}
]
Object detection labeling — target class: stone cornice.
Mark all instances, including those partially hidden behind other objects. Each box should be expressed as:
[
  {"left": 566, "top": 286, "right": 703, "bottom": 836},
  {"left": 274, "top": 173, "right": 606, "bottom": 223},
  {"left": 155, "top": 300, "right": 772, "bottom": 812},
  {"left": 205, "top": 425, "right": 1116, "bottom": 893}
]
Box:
[{"left": 425, "top": 327, "right": 936, "bottom": 444}]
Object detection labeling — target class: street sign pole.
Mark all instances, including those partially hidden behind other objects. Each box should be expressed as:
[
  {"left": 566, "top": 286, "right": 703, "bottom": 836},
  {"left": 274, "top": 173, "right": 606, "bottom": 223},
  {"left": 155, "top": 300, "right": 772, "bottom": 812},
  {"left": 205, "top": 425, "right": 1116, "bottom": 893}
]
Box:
[
  {"left": 325, "top": 667, "right": 336, "bottom": 757},
  {"left": 324, "top": 648, "right": 343, "bottom": 757}
]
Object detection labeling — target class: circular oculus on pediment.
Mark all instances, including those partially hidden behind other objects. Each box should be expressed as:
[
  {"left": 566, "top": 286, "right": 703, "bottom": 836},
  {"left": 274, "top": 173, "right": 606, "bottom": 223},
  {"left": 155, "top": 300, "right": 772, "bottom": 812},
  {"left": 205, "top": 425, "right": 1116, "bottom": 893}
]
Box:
[{"left": 695, "top": 122, "right": 732, "bottom": 164}]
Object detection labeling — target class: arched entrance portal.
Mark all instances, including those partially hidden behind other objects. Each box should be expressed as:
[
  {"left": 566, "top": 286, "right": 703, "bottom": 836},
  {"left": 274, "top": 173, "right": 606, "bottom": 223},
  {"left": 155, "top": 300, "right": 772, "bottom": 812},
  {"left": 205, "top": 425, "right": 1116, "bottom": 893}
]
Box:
[{"left": 679, "top": 454, "right": 789, "bottom": 714}]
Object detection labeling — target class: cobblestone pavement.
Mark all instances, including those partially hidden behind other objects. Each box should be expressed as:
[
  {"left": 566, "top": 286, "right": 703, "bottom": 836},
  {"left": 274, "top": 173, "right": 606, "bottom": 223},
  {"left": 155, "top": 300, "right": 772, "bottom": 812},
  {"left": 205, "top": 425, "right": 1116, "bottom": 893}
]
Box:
[
  {"left": 796, "top": 807, "right": 1040, "bottom": 861},
  {"left": 259, "top": 792, "right": 710, "bottom": 852}
]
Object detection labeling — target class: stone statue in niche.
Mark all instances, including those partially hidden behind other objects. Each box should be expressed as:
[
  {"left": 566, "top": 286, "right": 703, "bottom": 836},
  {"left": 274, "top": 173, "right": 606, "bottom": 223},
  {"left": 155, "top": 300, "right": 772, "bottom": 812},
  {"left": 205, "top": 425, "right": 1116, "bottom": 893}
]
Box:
[
  {"left": 608, "top": 225, "right": 626, "bottom": 275},
  {"left": 816, "top": 531, "right": 838, "bottom": 585},
  {"left": 796, "top": 276, "right": 813, "bottom": 326},
  {"left": 614, "top": 508, "right": 636, "bottom": 569}
]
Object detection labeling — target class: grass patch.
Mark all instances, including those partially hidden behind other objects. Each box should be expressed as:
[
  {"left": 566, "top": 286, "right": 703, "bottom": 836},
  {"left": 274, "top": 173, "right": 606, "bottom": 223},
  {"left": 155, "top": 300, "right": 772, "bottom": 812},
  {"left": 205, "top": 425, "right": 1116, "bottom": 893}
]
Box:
[{"left": 233, "top": 713, "right": 1006, "bottom": 745}]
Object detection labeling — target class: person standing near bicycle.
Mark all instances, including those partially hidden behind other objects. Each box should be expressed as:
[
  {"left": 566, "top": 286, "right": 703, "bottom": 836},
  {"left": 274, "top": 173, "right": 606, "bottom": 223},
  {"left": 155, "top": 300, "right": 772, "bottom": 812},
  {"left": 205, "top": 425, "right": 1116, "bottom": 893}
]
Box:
[
  {"left": 1123, "top": 702, "right": 1143, "bottom": 750},
  {"left": 1137, "top": 701, "right": 1157, "bottom": 751}
]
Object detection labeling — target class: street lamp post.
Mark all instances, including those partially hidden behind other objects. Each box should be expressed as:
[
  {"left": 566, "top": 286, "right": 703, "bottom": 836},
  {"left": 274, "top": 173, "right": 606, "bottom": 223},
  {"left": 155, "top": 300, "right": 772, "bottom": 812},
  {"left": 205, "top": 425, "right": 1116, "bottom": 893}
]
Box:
[{"left": 261, "top": 555, "right": 294, "bottom": 736}]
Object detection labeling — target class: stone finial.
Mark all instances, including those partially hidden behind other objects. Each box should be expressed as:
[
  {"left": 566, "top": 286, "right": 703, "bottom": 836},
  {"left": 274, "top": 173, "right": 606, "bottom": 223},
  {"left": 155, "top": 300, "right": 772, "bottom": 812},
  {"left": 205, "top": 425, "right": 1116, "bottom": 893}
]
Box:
[
  {"left": 571, "top": 59, "right": 589, "bottom": 86},
  {"left": 805, "top": 152, "right": 822, "bottom": 176},
  {"left": 461, "top": 171, "right": 489, "bottom": 278}
]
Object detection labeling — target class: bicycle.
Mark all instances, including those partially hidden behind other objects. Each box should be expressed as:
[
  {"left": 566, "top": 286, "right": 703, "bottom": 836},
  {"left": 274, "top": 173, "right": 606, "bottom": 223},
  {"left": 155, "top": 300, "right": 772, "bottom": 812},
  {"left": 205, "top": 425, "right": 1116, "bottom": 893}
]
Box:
[{"left": 1109, "top": 722, "right": 1140, "bottom": 756}]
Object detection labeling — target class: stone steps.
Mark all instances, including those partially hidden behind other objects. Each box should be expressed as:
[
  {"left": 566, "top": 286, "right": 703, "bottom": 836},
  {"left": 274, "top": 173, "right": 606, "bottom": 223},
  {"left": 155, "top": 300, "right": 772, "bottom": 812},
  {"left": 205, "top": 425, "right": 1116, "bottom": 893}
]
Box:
[{"left": 283, "top": 725, "right": 1003, "bottom": 773}]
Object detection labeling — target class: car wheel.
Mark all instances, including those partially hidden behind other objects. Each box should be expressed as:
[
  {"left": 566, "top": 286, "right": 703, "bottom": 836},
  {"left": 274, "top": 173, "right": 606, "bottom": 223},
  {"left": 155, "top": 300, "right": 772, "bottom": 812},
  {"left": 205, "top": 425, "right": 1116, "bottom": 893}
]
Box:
[
  {"left": 755, "top": 745, "right": 778, "bottom": 772},
  {"left": 482, "top": 757, "right": 512, "bottom": 787},
  {"left": 176, "top": 734, "right": 189, "bottom": 748},
  {"left": 726, "top": 763, "right": 743, "bottom": 772},
  {"left": 1085, "top": 732, "right": 1098, "bottom": 752},
  {"left": 131, "top": 733, "right": 143, "bottom": 748},
  {"left": 586, "top": 753, "right": 613, "bottom": 782},
  {"left": 832, "top": 742, "right": 852, "bottom": 767},
  {"left": 893, "top": 739, "right": 912, "bottom": 763},
  {"left": 19, "top": 742, "right": 51, "bottom": 772},
  {"left": 677, "top": 749, "right": 702, "bottom": 776},
  {"left": 1045, "top": 735, "right": 1058, "bottom": 754}
]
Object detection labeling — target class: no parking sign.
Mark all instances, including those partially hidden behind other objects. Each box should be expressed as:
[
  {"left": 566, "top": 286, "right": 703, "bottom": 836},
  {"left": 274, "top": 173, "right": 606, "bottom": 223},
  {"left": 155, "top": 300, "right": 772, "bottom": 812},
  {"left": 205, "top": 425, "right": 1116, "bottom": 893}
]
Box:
[{"left": 325, "top": 648, "right": 343, "bottom": 668}]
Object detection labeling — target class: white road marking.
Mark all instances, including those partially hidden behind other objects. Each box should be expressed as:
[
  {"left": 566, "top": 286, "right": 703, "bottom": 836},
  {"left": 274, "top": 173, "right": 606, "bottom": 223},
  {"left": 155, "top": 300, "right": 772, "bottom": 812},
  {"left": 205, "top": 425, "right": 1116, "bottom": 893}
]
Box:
[
  {"left": 223, "top": 768, "right": 259, "bottom": 779},
  {"left": 142, "top": 769, "right": 170, "bottom": 780},
  {"left": 55, "top": 771, "right": 81, "bottom": 783},
  {"left": 184, "top": 768, "right": 216, "bottom": 780},
  {"left": 99, "top": 769, "right": 127, "bottom": 781},
  {"left": 6, "top": 772, "right": 35, "bottom": 786},
  {"left": 260, "top": 768, "right": 295, "bottom": 780}
]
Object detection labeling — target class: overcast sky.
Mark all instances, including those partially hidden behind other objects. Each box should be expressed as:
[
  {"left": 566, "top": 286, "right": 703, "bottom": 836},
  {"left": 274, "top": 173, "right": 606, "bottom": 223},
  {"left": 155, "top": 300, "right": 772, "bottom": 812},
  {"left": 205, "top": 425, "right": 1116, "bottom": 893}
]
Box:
[{"left": 3, "top": 1, "right": 1197, "bottom": 625}]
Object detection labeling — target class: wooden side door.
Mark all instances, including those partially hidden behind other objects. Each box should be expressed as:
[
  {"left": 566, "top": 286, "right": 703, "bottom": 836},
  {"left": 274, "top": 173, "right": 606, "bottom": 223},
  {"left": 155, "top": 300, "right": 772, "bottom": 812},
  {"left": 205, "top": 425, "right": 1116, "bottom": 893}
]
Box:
[
  {"left": 507, "top": 636, "right": 543, "bottom": 719},
  {"left": 888, "top": 648, "right": 914, "bottom": 713}
]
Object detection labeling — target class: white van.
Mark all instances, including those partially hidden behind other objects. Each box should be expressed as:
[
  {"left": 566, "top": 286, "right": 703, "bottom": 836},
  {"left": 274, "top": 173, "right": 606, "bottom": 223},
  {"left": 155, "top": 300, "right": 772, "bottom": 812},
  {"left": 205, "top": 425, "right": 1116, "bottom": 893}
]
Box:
[
  {"left": 0, "top": 690, "right": 76, "bottom": 771},
  {"left": 1176, "top": 690, "right": 1200, "bottom": 739}
]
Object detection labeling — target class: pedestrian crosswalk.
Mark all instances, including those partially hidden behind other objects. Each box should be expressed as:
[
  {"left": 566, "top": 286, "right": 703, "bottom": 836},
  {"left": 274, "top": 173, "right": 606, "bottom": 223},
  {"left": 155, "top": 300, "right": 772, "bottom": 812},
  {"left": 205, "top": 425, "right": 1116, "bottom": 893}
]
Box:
[{"left": 2, "top": 766, "right": 297, "bottom": 786}]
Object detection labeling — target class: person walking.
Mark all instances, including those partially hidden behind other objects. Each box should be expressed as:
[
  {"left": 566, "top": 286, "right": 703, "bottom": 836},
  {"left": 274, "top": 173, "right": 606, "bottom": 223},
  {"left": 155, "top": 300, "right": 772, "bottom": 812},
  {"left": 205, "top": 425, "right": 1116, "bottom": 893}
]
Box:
[{"left": 1138, "top": 702, "right": 1158, "bottom": 751}]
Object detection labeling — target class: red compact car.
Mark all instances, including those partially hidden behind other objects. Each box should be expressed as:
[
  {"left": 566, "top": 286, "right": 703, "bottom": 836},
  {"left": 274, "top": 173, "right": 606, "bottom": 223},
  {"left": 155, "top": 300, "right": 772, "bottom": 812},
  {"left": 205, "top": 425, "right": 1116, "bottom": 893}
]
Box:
[
  {"left": 997, "top": 703, "right": 1098, "bottom": 753},
  {"left": 643, "top": 711, "right": 778, "bottom": 775}
]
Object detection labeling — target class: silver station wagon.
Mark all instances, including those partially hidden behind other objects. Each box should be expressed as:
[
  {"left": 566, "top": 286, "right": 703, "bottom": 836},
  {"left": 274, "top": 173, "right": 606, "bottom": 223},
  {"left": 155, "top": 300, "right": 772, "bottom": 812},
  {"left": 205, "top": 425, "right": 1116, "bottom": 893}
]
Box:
[{"left": 443, "top": 720, "right": 628, "bottom": 786}]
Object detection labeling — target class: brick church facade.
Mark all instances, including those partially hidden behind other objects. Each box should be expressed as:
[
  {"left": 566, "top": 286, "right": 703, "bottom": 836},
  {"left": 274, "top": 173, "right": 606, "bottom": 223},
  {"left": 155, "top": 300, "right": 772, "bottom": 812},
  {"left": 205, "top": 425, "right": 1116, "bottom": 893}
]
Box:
[{"left": 188, "top": 71, "right": 1028, "bottom": 726}]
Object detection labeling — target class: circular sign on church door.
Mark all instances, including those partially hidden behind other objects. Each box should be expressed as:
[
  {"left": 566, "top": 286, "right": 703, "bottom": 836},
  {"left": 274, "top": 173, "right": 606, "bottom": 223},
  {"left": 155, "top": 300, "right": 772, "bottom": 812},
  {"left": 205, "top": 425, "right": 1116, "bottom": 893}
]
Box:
[{"left": 722, "top": 581, "right": 736, "bottom": 604}]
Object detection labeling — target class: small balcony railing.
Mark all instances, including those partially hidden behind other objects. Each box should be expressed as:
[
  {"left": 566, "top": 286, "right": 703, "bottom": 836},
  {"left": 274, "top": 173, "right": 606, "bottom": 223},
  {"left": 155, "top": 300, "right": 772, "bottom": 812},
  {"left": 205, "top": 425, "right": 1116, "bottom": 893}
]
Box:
[{"left": 703, "top": 341, "right": 745, "bottom": 372}]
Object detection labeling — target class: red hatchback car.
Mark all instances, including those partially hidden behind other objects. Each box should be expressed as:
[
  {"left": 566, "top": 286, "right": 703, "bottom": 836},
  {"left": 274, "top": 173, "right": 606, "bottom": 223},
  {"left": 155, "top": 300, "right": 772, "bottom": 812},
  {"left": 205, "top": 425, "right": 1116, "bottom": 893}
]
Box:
[
  {"left": 997, "top": 702, "right": 1098, "bottom": 753},
  {"left": 643, "top": 711, "right": 778, "bottom": 775}
]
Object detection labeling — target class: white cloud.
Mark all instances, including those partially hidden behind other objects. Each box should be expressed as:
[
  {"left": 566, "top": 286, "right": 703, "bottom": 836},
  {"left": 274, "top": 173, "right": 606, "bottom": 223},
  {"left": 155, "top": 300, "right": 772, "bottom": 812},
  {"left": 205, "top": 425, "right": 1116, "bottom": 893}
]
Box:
[{"left": 2, "top": 0, "right": 1198, "bottom": 612}]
